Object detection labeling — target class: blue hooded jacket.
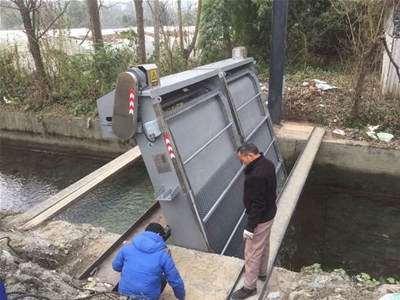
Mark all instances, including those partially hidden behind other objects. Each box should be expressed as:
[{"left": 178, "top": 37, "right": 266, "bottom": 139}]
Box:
[{"left": 112, "top": 231, "right": 185, "bottom": 300}]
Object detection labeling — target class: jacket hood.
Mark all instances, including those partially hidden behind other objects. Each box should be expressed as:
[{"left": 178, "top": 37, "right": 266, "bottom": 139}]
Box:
[{"left": 132, "top": 231, "right": 166, "bottom": 253}]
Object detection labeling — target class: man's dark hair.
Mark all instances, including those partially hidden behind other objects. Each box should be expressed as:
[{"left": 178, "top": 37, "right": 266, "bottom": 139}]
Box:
[
  {"left": 237, "top": 142, "right": 259, "bottom": 155},
  {"left": 145, "top": 223, "right": 165, "bottom": 235}
]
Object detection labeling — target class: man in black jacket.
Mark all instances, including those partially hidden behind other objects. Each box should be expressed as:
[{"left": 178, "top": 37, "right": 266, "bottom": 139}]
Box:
[{"left": 232, "top": 142, "right": 277, "bottom": 300}]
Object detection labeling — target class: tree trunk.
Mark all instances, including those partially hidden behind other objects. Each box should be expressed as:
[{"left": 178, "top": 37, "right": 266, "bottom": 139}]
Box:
[
  {"left": 350, "top": 42, "right": 380, "bottom": 119},
  {"left": 224, "top": 30, "right": 232, "bottom": 58},
  {"left": 350, "top": 63, "right": 368, "bottom": 119},
  {"left": 178, "top": 0, "right": 184, "bottom": 52},
  {"left": 14, "top": 0, "right": 47, "bottom": 82},
  {"left": 182, "top": 0, "right": 202, "bottom": 70},
  {"left": 86, "top": 0, "right": 103, "bottom": 50},
  {"left": 152, "top": 0, "right": 160, "bottom": 61},
  {"left": 135, "top": 0, "right": 146, "bottom": 63}
]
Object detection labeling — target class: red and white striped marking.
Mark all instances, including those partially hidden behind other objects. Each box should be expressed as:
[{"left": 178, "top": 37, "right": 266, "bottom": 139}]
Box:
[
  {"left": 164, "top": 134, "right": 175, "bottom": 159},
  {"left": 129, "top": 89, "right": 135, "bottom": 115}
]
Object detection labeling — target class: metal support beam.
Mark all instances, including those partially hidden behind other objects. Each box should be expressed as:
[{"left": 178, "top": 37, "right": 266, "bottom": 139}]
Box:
[{"left": 268, "top": 0, "right": 289, "bottom": 125}]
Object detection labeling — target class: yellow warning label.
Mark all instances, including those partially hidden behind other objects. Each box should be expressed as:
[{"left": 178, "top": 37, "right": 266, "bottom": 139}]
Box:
[{"left": 150, "top": 69, "right": 159, "bottom": 87}]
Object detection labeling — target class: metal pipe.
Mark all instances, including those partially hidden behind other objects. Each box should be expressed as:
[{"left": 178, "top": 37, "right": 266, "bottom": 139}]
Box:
[
  {"left": 164, "top": 90, "right": 220, "bottom": 121},
  {"left": 220, "top": 210, "right": 246, "bottom": 255},
  {"left": 264, "top": 137, "right": 276, "bottom": 156},
  {"left": 188, "top": 190, "right": 210, "bottom": 247},
  {"left": 237, "top": 92, "right": 261, "bottom": 112},
  {"left": 203, "top": 164, "right": 245, "bottom": 223},
  {"left": 202, "top": 135, "right": 279, "bottom": 224},
  {"left": 183, "top": 122, "right": 233, "bottom": 165},
  {"left": 226, "top": 70, "right": 250, "bottom": 84},
  {"left": 244, "top": 115, "right": 269, "bottom": 141}
]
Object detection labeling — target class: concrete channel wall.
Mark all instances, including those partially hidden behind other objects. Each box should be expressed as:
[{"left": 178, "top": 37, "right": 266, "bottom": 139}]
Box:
[
  {"left": 1, "top": 112, "right": 399, "bottom": 177},
  {"left": 0, "top": 112, "right": 135, "bottom": 158}
]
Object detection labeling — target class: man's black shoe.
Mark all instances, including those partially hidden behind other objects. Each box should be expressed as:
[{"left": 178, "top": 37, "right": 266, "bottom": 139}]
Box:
[
  {"left": 258, "top": 275, "right": 267, "bottom": 282},
  {"left": 232, "top": 286, "right": 257, "bottom": 299}
]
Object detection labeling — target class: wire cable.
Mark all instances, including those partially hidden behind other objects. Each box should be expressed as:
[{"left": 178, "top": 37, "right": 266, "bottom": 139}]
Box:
[
  {"left": 9, "top": 294, "right": 51, "bottom": 300},
  {"left": 8, "top": 291, "right": 121, "bottom": 300},
  {"left": 0, "top": 236, "right": 23, "bottom": 258}
]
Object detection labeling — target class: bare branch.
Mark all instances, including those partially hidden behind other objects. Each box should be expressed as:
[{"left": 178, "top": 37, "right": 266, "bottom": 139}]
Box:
[
  {"left": 27, "top": 0, "right": 42, "bottom": 13},
  {"left": 186, "top": 0, "right": 202, "bottom": 54},
  {"left": 37, "top": 1, "right": 71, "bottom": 40},
  {"left": 80, "top": 28, "right": 92, "bottom": 46},
  {"left": 0, "top": 1, "right": 19, "bottom": 10},
  {"left": 381, "top": 35, "right": 400, "bottom": 83}
]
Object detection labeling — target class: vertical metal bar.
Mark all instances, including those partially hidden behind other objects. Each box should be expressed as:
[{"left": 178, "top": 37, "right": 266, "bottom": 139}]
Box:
[
  {"left": 268, "top": 0, "right": 289, "bottom": 125},
  {"left": 153, "top": 102, "right": 190, "bottom": 194},
  {"left": 154, "top": 101, "right": 212, "bottom": 252},
  {"left": 188, "top": 190, "right": 211, "bottom": 248},
  {"left": 219, "top": 73, "right": 245, "bottom": 144},
  {"left": 220, "top": 210, "right": 246, "bottom": 255}
]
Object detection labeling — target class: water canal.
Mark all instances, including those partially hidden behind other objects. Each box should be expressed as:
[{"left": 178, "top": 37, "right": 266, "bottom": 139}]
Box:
[
  {"left": 0, "top": 145, "right": 154, "bottom": 234},
  {"left": 1, "top": 145, "right": 399, "bottom": 280}
]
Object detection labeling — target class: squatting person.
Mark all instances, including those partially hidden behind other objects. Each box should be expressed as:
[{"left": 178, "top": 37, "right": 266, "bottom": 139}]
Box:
[{"left": 112, "top": 222, "right": 186, "bottom": 300}]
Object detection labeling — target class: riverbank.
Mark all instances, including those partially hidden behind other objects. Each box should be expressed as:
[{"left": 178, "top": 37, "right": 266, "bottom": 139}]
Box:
[
  {"left": 1, "top": 210, "right": 399, "bottom": 300},
  {"left": 1, "top": 111, "right": 400, "bottom": 175},
  {"left": 1, "top": 113, "right": 400, "bottom": 299}
]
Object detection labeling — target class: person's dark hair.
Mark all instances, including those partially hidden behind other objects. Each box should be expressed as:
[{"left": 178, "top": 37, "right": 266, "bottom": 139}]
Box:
[
  {"left": 237, "top": 142, "right": 259, "bottom": 155},
  {"left": 145, "top": 223, "right": 165, "bottom": 235}
]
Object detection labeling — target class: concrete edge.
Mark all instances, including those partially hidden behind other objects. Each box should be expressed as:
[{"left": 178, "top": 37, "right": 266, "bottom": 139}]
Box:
[{"left": 1, "top": 113, "right": 399, "bottom": 175}]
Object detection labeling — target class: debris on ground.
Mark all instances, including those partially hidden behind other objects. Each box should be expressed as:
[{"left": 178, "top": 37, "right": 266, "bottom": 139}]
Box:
[
  {"left": 1, "top": 210, "right": 399, "bottom": 300},
  {"left": 313, "top": 79, "right": 339, "bottom": 91}
]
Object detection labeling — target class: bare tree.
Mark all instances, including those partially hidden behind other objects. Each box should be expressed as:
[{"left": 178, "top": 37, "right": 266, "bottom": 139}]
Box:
[
  {"left": 331, "top": 0, "right": 394, "bottom": 119},
  {"left": 177, "top": 0, "right": 183, "bottom": 52},
  {"left": 0, "top": 0, "right": 70, "bottom": 86},
  {"left": 151, "top": 0, "right": 161, "bottom": 61},
  {"left": 86, "top": 0, "right": 103, "bottom": 50},
  {"left": 178, "top": 0, "right": 202, "bottom": 70},
  {"left": 148, "top": 0, "right": 174, "bottom": 72},
  {"left": 135, "top": 0, "right": 146, "bottom": 63},
  {"left": 147, "top": 0, "right": 201, "bottom": 72}
]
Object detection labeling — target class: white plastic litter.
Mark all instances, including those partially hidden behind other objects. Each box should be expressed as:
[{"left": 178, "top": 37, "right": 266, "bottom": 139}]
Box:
[
  {"left": 313, "top": 79, "right": 338, "bottom": 90},
  {"left": 332, "top": 129, "right": 346, "bottom": 136},
  {"left": 377, "top": 132, "right": 394, "bottom": 142},
  {"left": 368, "top": 125, "right": 380, "bottom": 131},
  {"left": 267, "top": 291, "right": 280, "bottom": 299},
  {"left": 302, "top": 82, "right": 310, "bottom": 86},
  {"left": 366, "top": 125, "right": 379, "bottom": 140},
  {"left": 313, "top": 79, "right": 326, "bottom": 84},
  {"left": 378, "top": 294, "right": 400, "bottom": 300}
]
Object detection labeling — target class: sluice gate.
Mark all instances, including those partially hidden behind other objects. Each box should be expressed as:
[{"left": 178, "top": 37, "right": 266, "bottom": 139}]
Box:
[
  {"left": 97, "top": 48, "right": 286, "bottom": 257},
  {"left": 11, "top": 48, "right": 326, "bottom": 299}
]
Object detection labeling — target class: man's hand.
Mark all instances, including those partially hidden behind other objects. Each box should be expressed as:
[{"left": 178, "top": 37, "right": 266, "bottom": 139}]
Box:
[{"left": 243, "top": 230, "right": 254, "bottom": 240}]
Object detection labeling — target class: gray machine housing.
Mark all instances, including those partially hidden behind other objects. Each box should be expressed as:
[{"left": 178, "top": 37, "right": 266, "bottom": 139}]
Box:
[{"left": 97, "top": 54, "right": 286, "bottom": 258}]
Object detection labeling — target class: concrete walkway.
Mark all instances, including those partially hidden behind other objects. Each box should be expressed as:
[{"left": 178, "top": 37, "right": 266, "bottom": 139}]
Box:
[{"left": 158, "top": 246, "right": 244, "bottom": 300}]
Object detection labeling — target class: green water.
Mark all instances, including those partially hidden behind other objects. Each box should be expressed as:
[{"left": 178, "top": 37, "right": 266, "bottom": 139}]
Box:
[
  {"left": 1, "top": 145, "right": 399, "bottom": 280},
  {"left": 0, "top": 146, "right": 154, "bottom": 234},
  {"left": 277, "top": 164, "right": 400, "bottom": 281}
]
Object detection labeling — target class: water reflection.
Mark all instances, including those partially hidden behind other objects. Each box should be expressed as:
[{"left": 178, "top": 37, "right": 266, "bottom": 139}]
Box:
[
  {"left": 277, "top": 164, "right": 400, "bottom": 280},
  {"left": 0, "top": 146, "right": 154, "bottom": 234}
]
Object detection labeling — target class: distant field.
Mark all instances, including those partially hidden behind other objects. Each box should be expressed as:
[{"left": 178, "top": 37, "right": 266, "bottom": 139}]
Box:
[{"left": 0, "top": 26, "right": 195, "bottom": 55}]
